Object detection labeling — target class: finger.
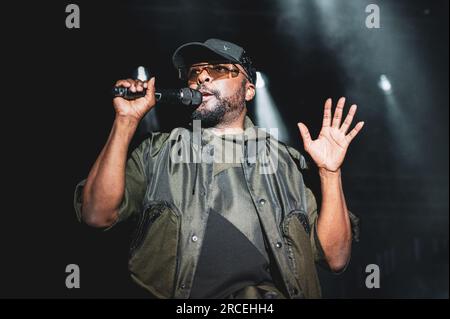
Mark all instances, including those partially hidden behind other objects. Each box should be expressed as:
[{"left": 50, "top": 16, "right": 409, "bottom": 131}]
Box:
[
  {"left": 144, "top": 77, "right": 156, "bottom": 102},
  {"left": 340, "top": 104, "right": 357, "bottom": 134},
  {"left": 297, "top": 122, "right": 313, "bottom": 149},
  {"left": 332, "top": 97, "right": 346, "bottom": 128},
  {"left": 322, "top": 98, "right": 332, "bottom": 128},
  {"left": 135, "top": 80, "right": 144, "bottom": 92},
  {"left": 114, "top": 79, "right": 132, "bottom": 88},
  {"left": 346, "top": 121, "right": 365, "bottom": 143},
  {"left": 130, "top": 81, "right": 137, "bottom": 93}
]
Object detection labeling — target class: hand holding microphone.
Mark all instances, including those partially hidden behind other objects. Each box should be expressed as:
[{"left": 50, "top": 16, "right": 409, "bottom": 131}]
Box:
[
  {"left": 112, "top": 66, "right": 202, "bottom": 123},
  {"left": 112, "top": 77, "right": 157, "bottom": 123}
]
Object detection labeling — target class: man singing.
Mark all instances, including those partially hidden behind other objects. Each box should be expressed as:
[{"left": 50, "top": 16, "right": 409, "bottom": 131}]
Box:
[{"left": 74, "top": 39, "right": 363, "bottom": 299}]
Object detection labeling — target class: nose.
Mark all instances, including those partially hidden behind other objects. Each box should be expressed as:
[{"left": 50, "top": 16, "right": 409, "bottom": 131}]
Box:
[{"left": 197, "top": 68, "right": 212, "bottom": 84}]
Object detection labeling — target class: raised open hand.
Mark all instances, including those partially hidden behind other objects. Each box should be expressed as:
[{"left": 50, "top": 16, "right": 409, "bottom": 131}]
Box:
[{"left": 298, "top": 97, "right": 364, "bottom": 172}]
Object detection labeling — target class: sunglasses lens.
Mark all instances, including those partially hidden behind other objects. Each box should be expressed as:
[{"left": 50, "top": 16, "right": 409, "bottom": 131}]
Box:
[{"left": 187, "top": 64, "right": 239, "bottom": 83}]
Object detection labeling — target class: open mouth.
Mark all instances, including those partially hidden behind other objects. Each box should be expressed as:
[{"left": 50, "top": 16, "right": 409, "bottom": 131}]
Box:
[{"left": 200, "top": 91, "right": 215, "bottom": 102}]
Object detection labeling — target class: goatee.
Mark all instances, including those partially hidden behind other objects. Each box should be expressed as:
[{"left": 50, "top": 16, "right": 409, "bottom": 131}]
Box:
[{"left": 191, "top": 82, "right": 246, "bottom": 128}]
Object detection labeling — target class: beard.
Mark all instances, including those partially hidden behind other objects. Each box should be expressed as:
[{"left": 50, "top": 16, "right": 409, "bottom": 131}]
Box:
[{"left": 191, "top": 81, "right": 246, "bottom": 128}]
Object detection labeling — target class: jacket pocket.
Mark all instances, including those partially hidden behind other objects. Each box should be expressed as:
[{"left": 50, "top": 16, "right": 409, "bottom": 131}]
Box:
[
  {"left": 282, "top": 210, "right": 321, "bottom": 299},
  {"left": 128, "top": 201, "right": 181, "bottom": 299}
]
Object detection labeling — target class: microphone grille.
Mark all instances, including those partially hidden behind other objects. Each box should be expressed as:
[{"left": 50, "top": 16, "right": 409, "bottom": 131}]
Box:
[
  {"left": 180, "top": 88, "right": 202, "bottom": 107},
  {"left": 190, "top": 89, "right": 202, "bottom": 106}
]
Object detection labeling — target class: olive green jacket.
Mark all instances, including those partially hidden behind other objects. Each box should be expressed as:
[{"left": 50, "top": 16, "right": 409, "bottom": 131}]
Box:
[{"left": 74, "top": 116, "right": 359, "bottom": 299}]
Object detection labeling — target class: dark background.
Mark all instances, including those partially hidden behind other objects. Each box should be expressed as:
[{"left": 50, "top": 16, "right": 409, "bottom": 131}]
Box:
[{"left": 1, "top": 0, "right": 448, "bottom": 298}]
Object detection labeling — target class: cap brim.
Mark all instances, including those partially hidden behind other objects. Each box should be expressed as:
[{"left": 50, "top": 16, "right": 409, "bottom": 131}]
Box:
[{"left": 172, "top": 42, "right": 240, "bottom": 70}]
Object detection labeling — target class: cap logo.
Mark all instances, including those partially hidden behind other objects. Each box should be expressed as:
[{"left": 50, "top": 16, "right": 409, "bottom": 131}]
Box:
[{"left": 223, "top": 45, "right": 230, "bottom": 51}]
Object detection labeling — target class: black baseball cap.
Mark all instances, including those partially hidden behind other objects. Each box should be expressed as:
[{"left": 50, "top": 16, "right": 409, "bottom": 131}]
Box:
[{"left": 172, "top": 38, "right": 257, "bottom": 84}]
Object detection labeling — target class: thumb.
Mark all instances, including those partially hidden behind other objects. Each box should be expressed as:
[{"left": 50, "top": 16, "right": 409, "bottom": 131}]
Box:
[
  {"left": 144, "top": 77, "right": 156, "bottom": 102},
  {"left": 297, "top": 122, "right": 312, "bottom": 149}
]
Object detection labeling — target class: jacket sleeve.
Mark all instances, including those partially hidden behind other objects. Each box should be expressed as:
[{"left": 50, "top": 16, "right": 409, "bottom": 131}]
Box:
[
  {"left": 285, "top": 144, "right": 360, "bottom": 269},
  {"left": 305, "top": 187, "right": 360, "bottom": 272},
  {"left": 73, "top": 132, "right": 169, "bottom": 229}
]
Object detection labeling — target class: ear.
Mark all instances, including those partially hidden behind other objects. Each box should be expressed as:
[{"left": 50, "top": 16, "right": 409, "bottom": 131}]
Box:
[{"left": 245, "top": 82, "right": 256, "bottom": 102}]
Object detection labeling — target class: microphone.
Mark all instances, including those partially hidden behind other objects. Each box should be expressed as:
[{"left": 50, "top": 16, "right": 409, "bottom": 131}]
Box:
[
  {"left": 112, "top": 66, "right": 202, "bottom": 107},
  {"left": 112, "top": 87, "right": 203, "bottom": 107}
]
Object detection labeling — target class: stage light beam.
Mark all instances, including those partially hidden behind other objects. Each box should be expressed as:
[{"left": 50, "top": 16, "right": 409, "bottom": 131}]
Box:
[
  {"left": 254, "top": 72, "right": 289, "bottom": 143},
  {"left": 378, "top": 74, "right": 393, "bottom": 94},
  {"left": 255, "top": 71, "right": 266, "bottom": 89}
]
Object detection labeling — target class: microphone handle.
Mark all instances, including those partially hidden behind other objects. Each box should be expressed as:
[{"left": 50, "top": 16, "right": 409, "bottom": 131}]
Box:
[
  {"left": 155, "top": 89, "right": 183, "bottom": 104},
  {"left": 112, "top": 87, "right": 181, "bottom": 102},
  {"left": 112, "top": 87, "right": 202, "bottom": 107},
  {"left": 112, "top": 87, "right": 149, "bottom": 100}
]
